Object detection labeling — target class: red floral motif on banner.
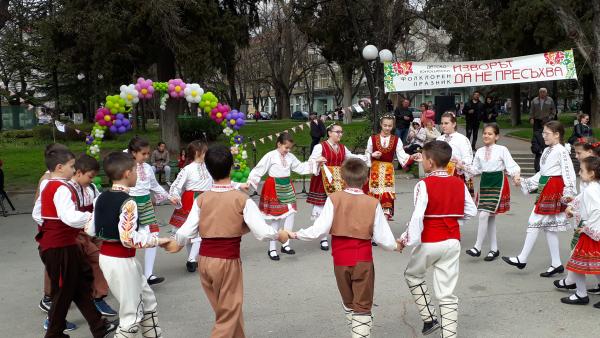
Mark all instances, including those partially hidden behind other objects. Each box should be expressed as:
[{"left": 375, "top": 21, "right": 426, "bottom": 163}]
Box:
[
  {"left": 544, "top": 51, "right": 565, "bottom": 66},
  {"left": 393, "top": 61, "right": 413, "bottom": 75}
]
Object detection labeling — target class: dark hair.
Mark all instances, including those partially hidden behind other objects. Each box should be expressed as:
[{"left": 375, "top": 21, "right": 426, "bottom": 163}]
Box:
[
  {"left": 128, "top": 136, "right": 150, "bottom": 153},
  {"left": 186, "top": 140, "right": 209, "bottom": 164},
  {"left": 326, "top": 123, "right": 342, "bottom": 136},
  {"left": 44, "top": 144, "right": 75, "bottom": 171},
  {"left": 483, "top": 123, "right": 500, "bottom": 135},
  {"left": 103, "top": 152, "right": 136, "bottom": 181},
  {"left": 341, "top": 158, "right": 369, "bottom": 188},
  {"left": 574, "top": 138, "right": 600, "bottom": 157},
  {"left": 543, "top": 121, "right": 565, "bottom": 144},
  {"left": 422, "top": 140, "right": 452, "bottom": 167},
  {"left": 419, "top": 103, "right": 429, "bottom": 110},
  {"left": 205, "top": 144, "right": 233, "bottom": 180},
  {"left": 578, "top": 113, "right": 590, "bottom": 123},
  {"left": 75, "top": 154, "right": 100, "bottom": 174},
  {"left": 276, "top": 132, "right": 294, "bottom": 146},
  {"left": 581, "top": 156, "right": 600, "bottom": 181},
  {"left": 157, "top": 141, "right": 165, "bottom": 147},
  {"left": 473, "top": 90, "right": 481, "bottom": 95}
]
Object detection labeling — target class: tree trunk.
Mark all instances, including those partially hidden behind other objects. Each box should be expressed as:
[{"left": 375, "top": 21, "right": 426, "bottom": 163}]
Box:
[
  {"left": 157, "top": 50, "right": 180, "bottom": 152},
  {"left": 342, "top": 64, "right": 353, "bottom": 124},
  {"left": 226, "top": 59, "right": 239, "bottom": 108},
  {"left": 511, "top": 84, "right": 521, "bottom": 126},
  {"left": 276, "top": 87, "right": 291, "bottom": 119}
]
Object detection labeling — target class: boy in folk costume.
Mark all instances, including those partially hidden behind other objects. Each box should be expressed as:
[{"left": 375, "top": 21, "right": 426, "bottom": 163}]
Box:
[
  {"left": 165, "top": 144, "right": 288, "bottom": 338},
  {"left": 168, "top": 140, "right": 210, "bottom": 272},
  {"left": 243, "top": 132, "right": 325, "bottom": 261},
  {"left": 88, "top": 152, "right": 172, "bottom": 337},
  {"left": 502, "top": 121, "right": 577, "bottom": 277},
  {"left": 458, "top": 124, "right": 521, "bottom": 261},
  {"left": 308, "top": 123, "right": 368, "bottom": 250},
  {"left": 288, "top": 158, "right": 400, "bottom": 338},
  {"left": 398, "top": 141, "right": 477, "bottom": 338},
  {"left": 34, "top": 147, "right": 117, "bottom": 338},
  {"left": 365, "top": 114, "right": 413, "bottom": 221}
]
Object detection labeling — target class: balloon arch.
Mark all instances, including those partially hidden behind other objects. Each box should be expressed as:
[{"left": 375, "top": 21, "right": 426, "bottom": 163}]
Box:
[{"left": 87, "top": 77, "right": 250, "bottom": 183}]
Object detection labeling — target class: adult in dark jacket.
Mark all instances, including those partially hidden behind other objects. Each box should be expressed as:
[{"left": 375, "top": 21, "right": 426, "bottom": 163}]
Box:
[
  {"left": 463, "top": 91, "right": 484, "bottom": 150},
  {"left": 569, "top": 113, "right": 593, "bottom": 144},
  {"left": 482, "top": 96, "right": 498, "bottom": 123},
  {"left": 393, "top": 99, "right": 414, "bottom": 143},
  {"left": 531, "top": 128, "right": 546, "bottom": 172},
  {"left": 309, "top": 113, "right": 326, "bottom": 152}
]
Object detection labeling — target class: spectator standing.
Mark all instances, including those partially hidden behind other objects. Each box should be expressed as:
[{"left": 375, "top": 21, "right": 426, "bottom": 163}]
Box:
[
  {"left": 531, "top": 129, "right": 545, "bottom": 172},
  {"left": 394, "top": 99, "right": 414, "bottom": 143},
  {"left": 309, "top": 113, "right": 326, "bottom": 153},
  {"left": 569, "top": 113, "right": 594, "bottom": 144},
  {"left": 483, "top": 96, "right": 498, "bottom": 123},
  {"left": 151, "top": 141, "right": 172, "bottom": 185},
  {"left": 463, "top": 91, "right": 485, "bottom": 150},
  {"left": 0, "top": 159, "right": 16, "bottom": 211},
  {"left": 530, "top": 88, "right": 556, "bottom": 132}
]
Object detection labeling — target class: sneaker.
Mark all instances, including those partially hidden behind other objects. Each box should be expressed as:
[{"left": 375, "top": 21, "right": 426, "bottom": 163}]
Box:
[
  {"left": 43, "top": 318, "right": 77, "bottom": 332},
  {"left": 147, "top": 275, "right": 165, "bottom": 285},
  {"left": 94, "top": 298, "right": 118, "bottom": 316},
  {"left": 422, "top": 319, "right": 440, "bottom": 335},
  {"left": 186, "top": 260, "right": 198, "bottom": 273},
  {"left": 320, "top": 240, "right": 329, "bottom": 251},
  {"left": 102, "top": 319, "right": 119, "bottom": 336},
  {"left": 39, "top": 296, "right": 52, "bottom": 313},
  {"left": 588, "top": 284, "right": 600, "bottom": 295}
]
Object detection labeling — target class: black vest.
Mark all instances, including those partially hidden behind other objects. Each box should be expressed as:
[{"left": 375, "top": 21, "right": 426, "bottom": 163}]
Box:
[{"left": 94, "top": 190, "right": 136, "bottom": 240}]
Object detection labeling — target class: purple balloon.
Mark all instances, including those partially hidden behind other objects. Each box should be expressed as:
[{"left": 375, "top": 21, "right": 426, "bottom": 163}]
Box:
[
  {"left": 226, "top": 113, "right": 232, "bottom": 121},
  {"left": 127, "top": 124, "right": 132, "bottom": 130},
  {"left": 116, "top": 113, "right": 124, "bottom": 120},
  {"left": 109, "top": 125, "right": 118, "bottom": 134},
  {"left": 236, "top": 118, "right": 244, "bottom": 126},
  {"left": 233, "top": 125, "right": 240, "bottom": 130},
  {"left": 118, "top": 126, "right": 126, "bottom": 134},
  {"left": 114, "top": 119, "right": 122, "bottom": 127},
  {"left": 122, "top": 119, "right": 130, "bottom": 126}
]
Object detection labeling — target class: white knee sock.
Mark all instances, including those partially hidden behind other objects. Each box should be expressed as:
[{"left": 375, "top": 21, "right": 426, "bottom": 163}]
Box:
[
  {"left": 488, "top": 215, "right": 498, "bottom": 251},
  {"left": 572, "top": 272, "right": 588, "bottom": 297},
  {"left": 517, "top": 231, "right": 539, "bottom": 263},
  {"left": 187, "top": 241, "right": 200, "bottom": 262},
  {"left": 545, "top": 231, "right": 562, "bottom": 267},
  {"left": 282, "top": 214, "right": 295, "bottom": 247},
  {"left": 596, "top": 275, "right": 600, "bottom": 283},
  {"left": 474, "top": 211, "right": 490, "bottom": 251},
  {"left": 269, "top": 220, "right": 281, "bottom": 251},
  {"left": 565, "top": 270, "right": 575, "bottom": 285},
  {"left": 144, "top": 247, "right": 157, "bottom": 278}
]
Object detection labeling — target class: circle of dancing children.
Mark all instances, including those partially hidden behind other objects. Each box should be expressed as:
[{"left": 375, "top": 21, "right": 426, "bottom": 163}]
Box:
[
  {"left": 307, "top": 123, "right": 368, "bottom": 250},
  {"left": 502, "top": 121, "right": 577, "bottom": 277},
  {"left": 127, "top": 136, "right": 178, "bottom": 285},
  {"left": 288, "top": 158, "right": 400, "bottom": 338},
  {"left": 364, "top": 114, "right": 413, "bottom": 221},
  {"left": 89, "top": 152, "right": 173, "bottom": 337},
  {"left": 244, "top": 132, "right": 325, "bottom": 261},
  {"left": 458, "top": 123, "right": 521, "bottom": 261},
  {"left": 436, "top": 112, "right": 475, "bottom": 196},
  {"left": 166, "top": 144, "right": 288, "bottom": 338},
  {"left": 167, "top": 140, "right": 210, "bottom": 272},
  {"left": 33, "top": 146, "right": 118, "bottom": 337}
]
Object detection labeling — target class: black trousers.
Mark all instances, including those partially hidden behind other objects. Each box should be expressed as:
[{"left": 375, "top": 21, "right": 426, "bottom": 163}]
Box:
[
  {"left": 0, "top": 190, "right": 15, "bottom": 210},
  {"left": 41, "top": 245, "right": 106, "bottom": 338},
  {"left": 465, "top": 120, "right": 480, "bottom": 149},
  {"left": 534, "top": 152, "right": 542, "bottom": 172},
  {"left": 310, "top": 137, "right": 321, "bottom": 153}
]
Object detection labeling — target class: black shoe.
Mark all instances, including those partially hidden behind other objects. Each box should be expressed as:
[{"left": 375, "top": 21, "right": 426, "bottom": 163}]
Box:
[
  {"left": 587, "top": 284, "right": 600, "bottom": 295},
  {"left": 281, "top": 245, "right": 296, "bottom": 255},
  {"left": 268, "top": 250, "right": 280, "bottom": 261},
  {"left": 422, "top": 319, "right": 440, "bottom": 335},
  {"left": 102, "top": 319, "right": 119, "bottom": 337},
  {"left": 147, "top": 275, "right": 165, "bottom": 285},
  {"left": 320, "top": 240, "right": 329, "bottom": 251},
  {"left": 484, "top": 250, "right": 500, "bottom": 261},
  {"left": 594, "top": 301, "right": 600, "bottom": 309},
  {"left": 186, "top": 261, "right": 198, "bottom": 273},
  {"left": 502, "top": 256, "right": 526, "bottom": 269},
  {"left": 561, "top": 294, "right": 589, "bottom": 305},
  {"left": 540, "top": 265, "right": 564, "bottom": 277},
  {"left": 39, "top": 296, "right": 52, "bottom": 313},
  {"left": 372, "top": 242, "right": 378, "bottom": 247},
  {"left": 553, "top": 279, "right": 576, "bottom": 290},
  {"left": 465, "top": 247, "right": 481, "bottom": 257}
]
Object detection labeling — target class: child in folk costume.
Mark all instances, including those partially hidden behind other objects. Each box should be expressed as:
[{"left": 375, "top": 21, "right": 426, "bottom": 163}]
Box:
[
  {"left": 557, "top": 156, "right": 600, "bottom": 307},
  {"left": 502, "top": 121, "right": 577, "bottom": 277},
  {"left": 127, "top": 136, "right": 177, "bottom": 285},
  {"left": 459, "top": 124, "right": 521, "bottom": 261},
  {"left": 244, "top": 133, "right": 324, "bottom": 261},
  {"left": 308, "top": 123, "right": 368, "bottom": 250},
  {"left": 365, "top": 115, "right": 412, "bottom": 221},
  {"left": 165, "top": 144, "right": 288, "bottom": 338},
  {"left": 288, "top": 158, "right": 400, "bottom": 338},
  {"left": 33, "top": 147, "right": 117, "bottom": 338},
  {"left": 168, "top": 140, "right": 210, "bottom": 272},
  {"left": 88, "top": 152, "right": 171, "bottom": 338},
  {"left": 436, "top": 112, "right": 474, "bottom": 195},
  {"left": 398, "top": 141, "right": 477, "bottom": 338}
]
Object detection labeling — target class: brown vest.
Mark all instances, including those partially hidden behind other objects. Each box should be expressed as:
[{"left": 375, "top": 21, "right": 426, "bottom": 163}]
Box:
[
  {"left": 197, "top": 190, "right": 250, "bottom": 238},
  {"left": 329, "top": 191, "right": 378, "bottom": 240}
]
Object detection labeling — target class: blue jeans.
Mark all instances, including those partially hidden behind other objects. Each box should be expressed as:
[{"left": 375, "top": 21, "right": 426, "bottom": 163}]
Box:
[{"left": 396, "top": 128, "right": 409, "bottom": 144}]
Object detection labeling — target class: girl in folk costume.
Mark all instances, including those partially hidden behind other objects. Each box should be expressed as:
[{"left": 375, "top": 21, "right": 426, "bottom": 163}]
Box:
[
  {"left": 244, "top": 133, "right": 325, "bottom": 261},
  {"left": 307, "top": 123, "right": 368, "bottom": 250},
  {"left": 458, "top": 123, "right": 521, "bottom": 261},
  {"left": 557, "top": 157, "right": 600, "bottom": 307},
  {"left": 436, "top": 112, "right": 475, "bottom": 195},
  {"left": 503, "top": 121, "right": 577, "bottom": 277},
  {"left": 128, "top": 136, "right": 177, "bottom": 285},
  {"left": 365, "top": 114, "right": 412, "bottom": 221},
  {"left": 168, "top": 140, "right": 210, "bottom": 272}
]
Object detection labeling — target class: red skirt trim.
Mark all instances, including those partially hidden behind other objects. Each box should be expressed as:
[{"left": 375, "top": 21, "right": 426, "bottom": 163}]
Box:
[
  {"left": 169, "top": 190, "right": 203, "bottom": 228},
  {"left": 567, "top": 233, "right": 600, "bottom": 274},
  {"left": 495, "top": 176, "right": 511, "bottom": 214},
  {"left": 534, "top": 176, "right": 566, "bottom": 215},
  {"left": 307, "top": 175, "right": 327, "bottom": 206},
  {"left": 259, "top": 177, "right": 296, "bottom": 216}
]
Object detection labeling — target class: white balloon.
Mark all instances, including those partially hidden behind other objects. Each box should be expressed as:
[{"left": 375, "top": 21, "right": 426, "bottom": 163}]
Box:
[
  {"left": 184, "top": 83, "right": 204, "bottom": 104},
  {"left": 119, "top": 84, "right": 140, "bottom": 106}
]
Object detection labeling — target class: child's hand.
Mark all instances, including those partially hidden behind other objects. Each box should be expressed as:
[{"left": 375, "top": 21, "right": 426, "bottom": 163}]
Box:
[
  {"left": 277, "top": 230, "right": 290, "bottom": 243},
  {"left": 565, "top": 206, "right": 574, "bottom": 218},
  {"left": 513, "top": 175, "right": 521, "bottom": 186},
  {"left": 169, "top": 196, "right": 180, "bottom": 205},
  {"left": 575, "top": 227, "right": 583, "bottom": 234},
  {"left": 562, "top": 196, "right": 574, "bottom": 204},
  {"left": 395, "top": 239, "right": 405, "bottom": 252},
  {"left": 287, "top": 231, "right": 298, "bottom": 240},
  {"left": 412, "top": 153, "right": 423, "bottom": 162},
  {"left": 239, "top": 183, "right": 250, "bottom": 192},
  {"left": 316, "top": 156, "right": 327, "bottom": 164},
  {"left": 161, "top": 238, "right": 181, "bottom": 253},
  {"left": 372, "top": 151, "right": 382, "bottom": 159}
]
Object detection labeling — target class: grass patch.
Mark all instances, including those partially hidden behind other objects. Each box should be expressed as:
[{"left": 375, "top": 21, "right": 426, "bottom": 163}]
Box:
[
  {"left": 507, "top": 127, "right": 600, "bottom": 141},
  {"left": 458, "top": 112, "right": 577, "bottom": 130}
]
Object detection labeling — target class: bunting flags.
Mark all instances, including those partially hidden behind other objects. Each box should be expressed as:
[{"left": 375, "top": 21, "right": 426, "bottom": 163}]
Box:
[
  {"left": 242, "top": 121, "right": 315, "bottom": 147},
  {"left": 54, "top": 120, "right": 66, "bottom": 133}
]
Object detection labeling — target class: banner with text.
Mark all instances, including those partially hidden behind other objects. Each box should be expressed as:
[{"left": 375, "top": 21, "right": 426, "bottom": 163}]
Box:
[{"left": 384, "top": 49, "right": 577, "bottom": 93}]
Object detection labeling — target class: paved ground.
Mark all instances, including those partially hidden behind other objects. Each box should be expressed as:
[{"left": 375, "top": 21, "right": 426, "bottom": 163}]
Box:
[{"left": 1, "top": 173, "right": 598, "bottom": 338}]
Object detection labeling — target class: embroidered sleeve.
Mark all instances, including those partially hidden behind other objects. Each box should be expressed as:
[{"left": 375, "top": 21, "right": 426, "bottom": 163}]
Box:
[
  {"left": 296, "top": 198, "right": 335, "bottom": 241},
  {"left": 54, "top": 186, "right": 92, "bottom": 228},
  {"left": 175, "top": 198, "right": 201, "bottom": 246},
  {"left": 559, "top": 148, "right": 577, "bottom": 197},
  {"left": 502, "top": 147, "right": 521, "bottom": 177},
  {"left": 581, "top": 188, "right": 600, "bottom": 241},
  {"left": 365, "top": 137, "right": 374, "bottom": 167},
  {"left": 147, "top": 165, "right": 169, "bottom": 203},
  {"left": 119, "top": 199, "right": 158, "bottom": 248},
  {"left": 290, "top": 153, "right": 316, "bottom": 176},
  {"left": 395, "top": 138, "right": 410, "bottom": 167},
  {"left": 169, "top": 166, "right": 188, "bottom": 199},
  {"left": 405, "top": 181, "right": 428, "bottom": 247},
  {"left": 308, "top": 144, "right": 323, "bottom": 175},
  {"left": 345, "top": 146, "right": 368, "bottom": 162},
  {"left": 243, "top": 199, "right": 279, "bottom": 241},
  {"left": 462, "top": 152, "right": 483, "bottom": 177},
  {"left": 372, "top": 203, "right": 398, "bottom": 251},
  {"left": 247, "top": 152, "right": 272, "bottom": 189},
  {"left": 463, "top": 185, "right": 477, "bottom": 219},
  {"left": 521, "top": 172, "right": 541, "bottom": 194}
]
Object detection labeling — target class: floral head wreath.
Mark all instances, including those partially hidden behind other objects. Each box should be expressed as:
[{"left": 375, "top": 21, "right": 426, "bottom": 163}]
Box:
[
  {"left": 326, "top": 122, "right": 340, "bottom": 132},
  {"left": 593, "top": 142, "right": 600, "bottom": 149},
  {"left": 379, "top": 114, "right": 395, "bottom": 121}
]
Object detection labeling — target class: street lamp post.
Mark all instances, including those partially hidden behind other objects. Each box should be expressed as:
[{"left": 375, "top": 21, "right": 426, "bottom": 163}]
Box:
[{"left": 362, "top": 45, "right": 393, "bottom": 132}]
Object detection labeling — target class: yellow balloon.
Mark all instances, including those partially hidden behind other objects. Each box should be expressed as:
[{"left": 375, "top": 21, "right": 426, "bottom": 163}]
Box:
[
  {"left": 216, "top": 113, "right": 222, "bottom": 118},
  {"left": 141, "top": 88, "right": 148, "bottom": 95},
  {"left": 104, "top": 115, "right": 111, "bottom": 122},
  {"left": 175, "top": 85, "right": 181, "bottom": 92},
  {"left": 191, "top": 90, "right": 197, "bottom": 97},
  {"left": 230, "top": 119, "right": 236, "bottom": 125},
  {"left": 127, "top": 94, "right": 133, "bottom": 100}
]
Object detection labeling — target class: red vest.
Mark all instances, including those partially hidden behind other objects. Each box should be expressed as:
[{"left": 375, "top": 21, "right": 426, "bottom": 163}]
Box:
[
  {"left": 421, "top": 175, "right": 465, "bottom": 243},
  {"left": 321, "top": 141, "right": 346, "bottom": 166},
  {"left": 331, "top": 236, "right": 373, "bottom": 266},
  {"left": 36, "top": 180, "right": 82, "bottom": 251},
  {"left": 370, "top": 134, "right": 398, "bottom": 163}
]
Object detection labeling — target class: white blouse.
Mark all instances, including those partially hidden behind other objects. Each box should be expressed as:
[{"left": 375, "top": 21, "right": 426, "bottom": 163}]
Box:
[
  {"left": 521, "top": 144, "right": 577, "bottom": 197},
  {"left": 437, "top": 132, "right": 473, "bottom": 167},
  {"left": 248, "top": 150, "right": 318, "bottom": 189},
  {"left": 464, "top": 144, "right": 521, "bottom": 177},
  {"left": 129, "top": 162, "right": 169, "bottom": 202},
  {"left": 365, "top": 134, "right": 410, "bottom": 167},
  {"left": 309, "top": 141, "right": 368, "bottom": 164},
  {"left": 169, "top": 162, "right": 213, "bottom": 198},
  {"left": 578, "top": 181, "right": 600, "bottom": 241},
  {"left": 32, "top": 179, "right": 92, "bottom": 227}
]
